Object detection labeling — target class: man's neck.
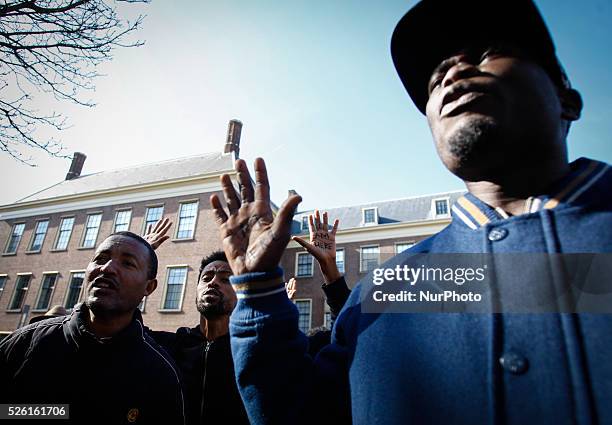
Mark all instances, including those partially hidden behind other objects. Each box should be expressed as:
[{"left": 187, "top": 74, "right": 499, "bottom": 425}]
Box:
[
  {"left": 464, "top": 158, "right": 570, "bottom": 216},
  {"left": 87, "top": 309, "right": 133, "bottom": 338},
  {"left": 199, "top": 315, "right": 230, "bottom": 342}
]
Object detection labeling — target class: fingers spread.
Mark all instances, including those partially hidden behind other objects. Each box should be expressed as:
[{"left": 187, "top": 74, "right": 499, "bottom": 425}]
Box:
[
  {"left": 236, "top": 159, "right": 254, "bottom": 203},
  {"left": 331, "top": 218, "right": 339, "bottom": 235},
  {"left": 308, "top": 214, "right": 315, "bottom": 235},
  {"left": 221, "top": 174, "right": 240, "bottom": 214},
  {"left": 323, "top": 211, "right": 329, "bottom": 229},
  {"left": 210, "top": 194, "right": 229, "bottom": 225},
  {"left": 254, "top": 157, "right": 270, "bottom": 203}
]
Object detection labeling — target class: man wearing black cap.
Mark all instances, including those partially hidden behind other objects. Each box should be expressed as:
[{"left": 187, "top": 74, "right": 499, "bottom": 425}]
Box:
[{"left": 209, "top": 1, "right": 612, "bottom": 424}]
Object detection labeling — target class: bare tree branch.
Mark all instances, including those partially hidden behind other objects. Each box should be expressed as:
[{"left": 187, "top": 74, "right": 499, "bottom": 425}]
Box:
[{"left": 0, "top": 0, "right": 148, "bottom": 165}]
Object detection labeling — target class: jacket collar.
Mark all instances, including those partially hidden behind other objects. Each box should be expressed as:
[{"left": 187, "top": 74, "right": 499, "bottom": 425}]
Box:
[
  {"left": 63, "top": 303, "right": 144, "bottom": 349},
  {"left": 451, "top": 157, "right": 610, "bottom": 230}
]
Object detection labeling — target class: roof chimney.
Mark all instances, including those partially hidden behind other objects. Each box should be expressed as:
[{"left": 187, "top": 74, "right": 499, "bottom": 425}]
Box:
[
  {"left": 224, "top": 119, "right": 242, "bottom": 160},
  {"left": 65, "top": 152, "right": 86, "bottom": 180}
]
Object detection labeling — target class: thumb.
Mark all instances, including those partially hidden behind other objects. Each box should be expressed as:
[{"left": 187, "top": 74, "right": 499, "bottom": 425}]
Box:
[{"left": 292, "top": 236, "right": 323, "bottom": 262}]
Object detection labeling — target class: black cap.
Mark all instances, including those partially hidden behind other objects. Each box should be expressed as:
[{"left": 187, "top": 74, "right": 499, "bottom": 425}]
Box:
[{"left": 391, "top": 0, "right": 567, "bottom": 114}]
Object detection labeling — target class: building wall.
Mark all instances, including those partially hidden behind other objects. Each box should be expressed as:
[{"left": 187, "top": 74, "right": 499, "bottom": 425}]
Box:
[
  {"left": 0, "top": 189, "right": 451, "bottom": 334},
  {"left": 0, "top": 190, "right": 226, "bottom": 332}
]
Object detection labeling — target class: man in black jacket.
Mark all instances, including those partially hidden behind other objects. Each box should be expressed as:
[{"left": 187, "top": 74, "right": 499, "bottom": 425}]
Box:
[
  {"left": 150, "top": 251, "right": 250, "bottom": 425},
  {"left": 0, "top": 231, "right": 185, "bottom": 424}
]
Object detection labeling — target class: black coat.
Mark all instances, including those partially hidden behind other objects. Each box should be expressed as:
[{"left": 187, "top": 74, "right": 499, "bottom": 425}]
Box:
[
  {"left": 150, "top": 326, "right": 249, "bottom": 425},
  {"left": 0, "top": 304, "right": 185, "bottom": 424}
]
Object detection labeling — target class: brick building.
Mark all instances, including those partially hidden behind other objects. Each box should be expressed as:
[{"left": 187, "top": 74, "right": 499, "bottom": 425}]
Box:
[
  {"left": 0, "top": 120, "right": 463, "bottom": 334},
  {"left": 284, "top": 191, "right": 463, "bottom": 333}
]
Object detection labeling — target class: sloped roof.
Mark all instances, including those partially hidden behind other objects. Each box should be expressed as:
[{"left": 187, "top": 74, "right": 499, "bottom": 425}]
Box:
[
  {"left": 291, "top": 190, "right": 465, "bottom": 234},
  {"left": 13, "top": 152, "right": 235, "bottom": 205}
]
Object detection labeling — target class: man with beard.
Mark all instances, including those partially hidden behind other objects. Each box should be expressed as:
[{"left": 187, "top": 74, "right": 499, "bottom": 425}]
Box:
[
  {"left": 208, "top": 0, "right": 612, "bottom": 424},
  {"left": 0, "top": 232, "right": 185, "bottom": 424},
  {"left": 149, "top": 251, "right": 249, "bottom": 425}
]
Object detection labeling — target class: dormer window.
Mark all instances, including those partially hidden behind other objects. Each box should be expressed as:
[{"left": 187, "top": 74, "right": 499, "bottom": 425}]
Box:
[
  {"left": 433, "top": 198, "right": 450, "bottom": 217},
  {"left": 301, "top": 216, "right": 309, "bottom": 232},
  {"left": 362, "top": 207, "right": 378, "bottom": 225}
]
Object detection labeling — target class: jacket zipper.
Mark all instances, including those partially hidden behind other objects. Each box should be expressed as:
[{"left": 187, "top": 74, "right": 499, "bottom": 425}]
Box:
[{"left": 200, "top": 340, "right": 213, "bottom": 422}]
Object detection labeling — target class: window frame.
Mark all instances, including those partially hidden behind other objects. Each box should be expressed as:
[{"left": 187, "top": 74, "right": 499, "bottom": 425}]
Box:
[
  {"left": 294, "top": 298, "right": 312, "bottom": 334},
  {"left": 301, "top": 216, "right": 309, "bottom": 232},
  {"left": 335, "top": 248, "right": 345, "bottom": 274},
  {"left": 141, "top": 204, "right": 165, "bottom": 235},
  {"left": 362, "top": 207, "right": 378, "bottom": 226},
  {"left": 0, "top": 274, "right": 8, "bottom": 302},
  {"left": 112, "top": 209, "right": 132, "bottom": 233},
  {"left": 3, "top": 222, "right": 26, "bottom": 255},
  {"left": 80, "top": 212, "right": 103, "bottom": 249},
  {"left": 359, "top": 244, "right": 380, "bottom": 273},
  {"left": 33, "top": 272, "right": 59, "bottom": 312},
  {"left": 7, "top": 272, "right": 32, "bottom": 312},
  {"left": 27, "top": 218, "right": 50, "bottom": 253},
  {"left": 174, "top": 200, "right": 199, "bottom": 240},
  {"left": 395, "top": 241, "right": 415, "bottom": 254},
  {"left": 432, "top": 197, "right": 451, "bottom": 218},
  {"left": 63, "top": 270, "right": 86, "bottom": 310},
  {"left": 295, "top": 251, "right": 314, "bottom": 278},
  {"left": 159, "top": 265, "right": 189, "bottom": 312},
  {"left": 52, "top": 215, "right": 75, "bottom": 251}
]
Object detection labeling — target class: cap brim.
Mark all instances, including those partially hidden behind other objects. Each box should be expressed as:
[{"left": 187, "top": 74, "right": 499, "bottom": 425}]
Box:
[{"left": 391, "top": 0, "right": 558, "bottom": 115}]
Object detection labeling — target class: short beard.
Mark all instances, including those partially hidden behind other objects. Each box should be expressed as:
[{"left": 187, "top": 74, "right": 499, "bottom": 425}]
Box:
[
  {"left": 196, "top": 297, "right": 226, "bottom": 319},
  {"left": 445, "top": 117, "right": 500, "bottom": 180}
]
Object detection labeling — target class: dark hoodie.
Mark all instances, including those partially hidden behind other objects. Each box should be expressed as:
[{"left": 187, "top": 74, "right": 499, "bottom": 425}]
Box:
[{"left": 0, "top": 303, "right": 185, "bottom": 424}]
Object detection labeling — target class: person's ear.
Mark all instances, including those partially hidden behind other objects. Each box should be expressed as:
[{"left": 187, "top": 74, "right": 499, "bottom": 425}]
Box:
[
  {"left": 560, "top": 88, "right": 582, "bottom": 121},
  {"left": 145, "top": 279, "right": 157, "bottom": 296}
]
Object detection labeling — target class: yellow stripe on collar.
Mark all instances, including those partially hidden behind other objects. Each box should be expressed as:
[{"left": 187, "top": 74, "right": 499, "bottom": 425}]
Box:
[{"left": 457, "top": 196, "right": 490, "bottom": 226}]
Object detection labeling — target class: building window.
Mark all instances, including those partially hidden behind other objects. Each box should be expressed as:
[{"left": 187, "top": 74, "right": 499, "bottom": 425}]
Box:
[
  {"left": 296, "top": 252, "right": 313, "bottom": 277},
  {"left": 324, "top": 304, "right": 332, "bottom": 329},
  {"left": 4, "top": 223, "right": 25, "bottom": 254},
  {"left": 162, "top": 267, "right": 187, "bottom": 310},
  {"left": 65, "top": 272, "right": 85, "bottom": 309},
  {"left": 9, "top": 274, "right": 31, "bottom": 311},
  {"left": 82, "top": 213, "right": 102, "bottom": 248},
  {"left": 35, "top": 273, "right": 58, "bottom": 311},
  {"left": 176, "top": 202, "right": 198, "bottom": 239},
  {"left": 301, "top": 216, "right": 309, "bottom": 232},
  {"left": 395, "top": 242, "right": 415, "bottom": 254},
  {"left": 54, "top": 217, "right": 75, "bottom": 250},
  {"left": 336, "top": 248, "right": 345, "bottom": 274},
  {"left": 294, "top": 299, "right": 312, "bottom": 333},
  {"left": 363, "top": 208, "right": 377, "bottom": 225},
  {"left": 138, "top": 296, "right": 147, "bottom": 313},
  {"left": 113, "top": 210, "right": 132, "bottom": 232},
  {"left": 434, "top": 199, "right": 449, "bottom": 217},
  {"left": 360, "top": 245, "right": 380, "bottom": 272},
  {"left": 28, "top": 220, "right": 49, "bottom": 252},
  {"left": 143, "top": 206, "right": 164, "bottom": 233},
  {"left": 0, "top": 275, "right": 7, "bottom": 300}
]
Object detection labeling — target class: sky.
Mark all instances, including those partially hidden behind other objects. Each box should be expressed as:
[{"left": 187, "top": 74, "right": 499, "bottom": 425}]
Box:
[{"left": 1, "top": 0, "right": 611, "bottom": 212}]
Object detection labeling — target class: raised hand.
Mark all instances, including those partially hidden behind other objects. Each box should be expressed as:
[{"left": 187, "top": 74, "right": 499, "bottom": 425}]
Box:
[
  {"left": 144, "top": 217, "right": 172, "bottom": 250},
  {"left": 285, "top": 277, "right": 297, "bottom": 301},
  {"left": 292, "top": 211, "right": 341, "bottom": 284},
  {"left": 210, "top": 158, "right": 302, "bottom": 275}
]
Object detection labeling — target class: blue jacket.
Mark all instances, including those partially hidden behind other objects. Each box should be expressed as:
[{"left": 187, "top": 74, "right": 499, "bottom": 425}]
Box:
[{"left": 229, "top": 158, "right": 612, "bottom": 425}]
